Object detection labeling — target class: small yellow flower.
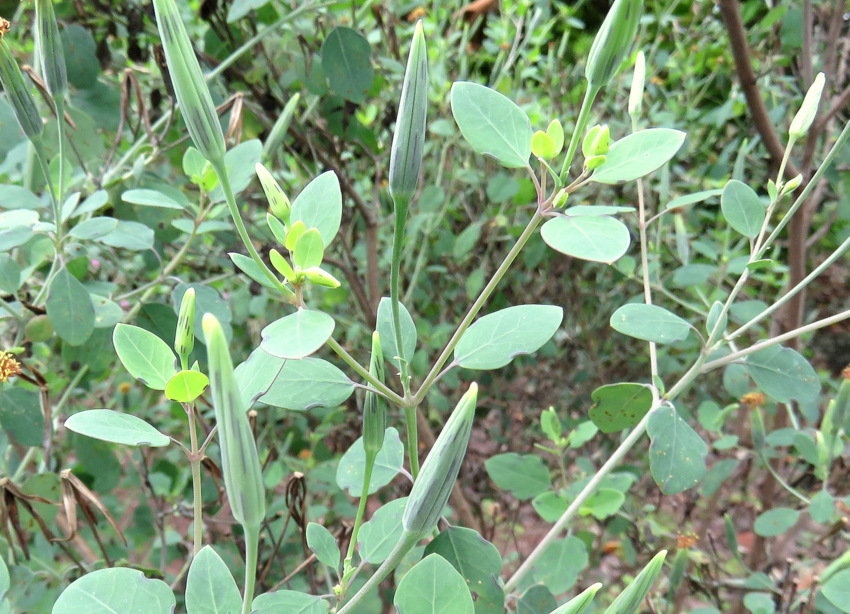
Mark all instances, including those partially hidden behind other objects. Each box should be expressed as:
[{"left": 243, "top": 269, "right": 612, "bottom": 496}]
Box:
[
  {"left": 0, "top": 352, "right": 22, "bottom": 382},
  {"left": 739, "top": 392, "right": 766, "bottom": 408}
]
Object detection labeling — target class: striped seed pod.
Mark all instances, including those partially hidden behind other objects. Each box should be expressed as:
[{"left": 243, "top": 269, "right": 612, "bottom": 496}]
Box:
[
  {"left": 152, "top": 0, "right": 226, "bottom": 164},
  {"left": 0, "top": 33, "right": 43, "bottom": 142},
  {"left": 174, "top": 288, "right": 195, "bottom": 362},
  {"left": 262, "top": 93, "right": 300, "bottom": 159},
  {"left": 202, "top": 313, "right": 266, "bottom": 530},
  {"left": 388, "top": 20, "right": 428, "bottom": 206},
  {"left": 363, "top": 331, "right": 386, "bottom": 456},
  {"left": 34, "top": 0, "right": 67, "bottom": 99},
  {"left": 402, "top": 382, "right": 478, "bottom": 537},
  {"left": 585, "top": 0, "right": 642, "bottom": 91}
]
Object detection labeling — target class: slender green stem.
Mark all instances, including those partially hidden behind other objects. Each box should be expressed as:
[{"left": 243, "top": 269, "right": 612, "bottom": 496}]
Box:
[
  {"left": 326, "top": 337, "right": 406, "bottom": 406},
  {"left": 389, "top": 196, "right": 412, "bottom": 396},
  {"left": 54, "top": 96, "right": 66, "bottom": 242},
  {"left": 241, "top": 525, "right": 260, "bottom": 614},
  {"left": 757, "top": 119, "right": 850, "bottom": 259},
  {"left": 704, "top": 308, "right": 850, "bottom": 371},
  {"left": 728, "top": 232, "right": 850, "bottom": 341},
  {"left": 413, "top": 210, "right": 544, "bottom": 405},
  {"left": 11, "top": 447, "right": 39, "bottom": 482},
  {"left": 636, "top": 178, "right": 659, "bottom": 379},
  {"left": 559, "top": 84, "right": 599, "bottom": 180},
  {"left": 336, "top": 531, "right": 420, "bottom": 614},
  {"left": 186, "top": 402, "right": 203, "bottom": 557},
  {"left": 757, "top": 450, "right": 810, "bottom": 504},
  {"left": 212, "top": 159, "right": 295, "bottom": 301},
  {"left": 341, "top": 451, "right": 376, "bottom": 592},
  {"left": 403, "top": 406, "right": 420, "bottom": 477}
]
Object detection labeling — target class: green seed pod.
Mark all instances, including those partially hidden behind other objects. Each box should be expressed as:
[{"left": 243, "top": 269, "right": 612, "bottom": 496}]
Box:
[
  {"left": 202, "top": 313, "right": 266, "bottom": 530},
  {"left": 152, "top": 0, "right": 226, "bottom": 164},
  {"left": 363, "top": 331, "right": 386, "bottom": 456},
  {"left": 256, "top": 163, "right": 291, "bottom": 225},
  {"left": 402, "top": 383, "right": 477, "bottom": 537},
  {"left": 34, "top": 0, "right": 67, "bottom": 99},
  {"left": 388, "top": 20, "right": 428, "bottom": 206},
  {"left": 0, "top": 36, "right": 43, "bottom": 142},
  {"left": 629, "top": 50, "right": 645, "bottom": 119},
  {"left": 789, "top": 72, "right": 825, "bottom": 141},
  {"left": 174, "top": 288, "right": 195, "bottom": 362},
  {"left": 585, "top": 0, "right": 642, "bottom": 91}
]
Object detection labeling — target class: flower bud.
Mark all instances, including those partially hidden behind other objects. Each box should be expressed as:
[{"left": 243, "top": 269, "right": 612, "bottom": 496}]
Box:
[
  {"left": 585, "top": 0, "right": 642, "bottom": 90},
  {"left": 34, "top": 0, "right": 67, "bottom": 99},
  {"left": 153, "top": 0, "right": 226, "bottom": 164},
  {"left": 203, "top": 313, "right": 265, "bottom": 530},
  {"left": 388, "top": 20, "right": 428, "bottom": 207},
  {"left": 256, "top": 163, "right": 291, "bottom": 224},
  {"left": 0, "top": 35, "right": 43, "bottom": 142},
  {"left": 582, "top": 124, "right": 610, "bottom": 158},
  {"left": 789, "top": 72, "right": 825, "bottom": 141},
  {"left": 174, "top": 288, "right": 195, "bottom": 363},
  {"left": 402, "top": 383, "right": 477, "bottom": 537},
  {"left": 363, "top": 332, "right": 386, "bottom": 456}
]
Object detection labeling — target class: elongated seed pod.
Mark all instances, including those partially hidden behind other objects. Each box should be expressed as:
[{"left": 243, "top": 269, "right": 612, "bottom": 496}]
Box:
[
  {"left": 152, "top": 0, "right": 226, "bottom": 164},
  {"left": 628, "top": 51, "right": 645, "bottom": 119},
  {"left": 34, "top": 0, "right": 67, "bottom": 99},
  {"left": 174, "top": 288, "right": 195, "bottom": 361},
  {"left": 203, "top": 314, "right": 265, "bottom": 530},
  {"left": 263, "top": 93, "right": 300, "bottom": 159},
  {"left": 402, "top": 383, "right": 477, "bottom": 537},
  {"left": 0, "top": 35, "right": 43, "bottom": 142},
  {"left": 363, "top": 332, "right": 386, "bottom": 456},
  {"left": 585, "top": 0, "right": 642, "bottom": 90},
  {"left": 388, "top": 20, "right": 428, "bottom": 206}
]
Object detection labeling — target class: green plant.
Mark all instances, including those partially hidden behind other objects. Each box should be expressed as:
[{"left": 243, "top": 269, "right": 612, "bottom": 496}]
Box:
[{"left": 1, "top": 1, "right": 850, "bottom": 613}]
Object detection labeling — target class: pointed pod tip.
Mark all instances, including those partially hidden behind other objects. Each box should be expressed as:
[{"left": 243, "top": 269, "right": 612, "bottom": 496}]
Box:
[{"left": 201, "top": 313, "right": 219, "bottom": 338}]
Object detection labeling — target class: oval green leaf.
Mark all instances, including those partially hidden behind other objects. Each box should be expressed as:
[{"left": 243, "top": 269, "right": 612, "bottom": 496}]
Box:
[
  {"left": 185, "top": 545, "right": 241, "bottom": 614},
  {"left": 292, "top": 228, "right": 324, "bottom": 269},
  {"left": 306, "top": 523, "right": 340, "bottom": 570},
  {"left": 113, "top": 323, "right": 178, "bottom": 390},
  {"left": 589, "top": 383, "right": 653, "bottom": 433},
  {"left": 234, "top": 348, "right": 285, "bottom": 409},
  {"left": 753, "top": 507, "right": 800, "bottom": 537},
  {"left": 376, "top": 296, "right": 417, "bottom": 371},
  {"left": 745, "top": 345, "right": 820, "bottom": 404},
  {"left": 262, "top": 357, "right": 354, "bottom": 411},
  {"left": 529, "top": 537, "right": 588, "bottom": 594},
  {"left": 591, "top": 128, "right": 686, "bottom": 184},
  {"left": 252, "top": 591, "right": 327, "bottom": 614},
  {"left": 290, "top": 171, "right": 342, "bottom": 247},
  {"left": 647, "top": 405, "right": 708, "bottom": 494},
  {"left": 541, "top": 216, "right": 631, "bottom": 263},
  {"left": 721, "top": 179, "right": 765, "bottom": 238},
  {"left": 394, "top": 554, "right": 474, "bottom": 614},
  {"left": 121, "top": 188, "right": 185, "bottom": 210},
  {"left": 336, "top": 427, "right": 404, "bottom": 497},
  {"left": 610, "top": 304, "right": 691, "bottom": 344},
  {"left": 0, "top": 388, "right": 44, "bottom": 447},
  {"left": 357, "top": 498, "right": 407, "bottom": 564},
  {"left": 454, "top": 305, "right": 563, "bottom": 370},
  {"left": 260, "top": 310, "right": 335, "bottom": 359},
  {"left": 451, "top": 81, "right": 532, "bottom": 169},
  {"left": 51, "top": 567, "right": 174, "bottom": 614},
  {"left": 424, "top": 527, "right": 505, "bottom": 614},
  {"left": 46, "top": 267, "right": 95, "bottom": 346},
  {"left": 484, "top": 453, "right": 551, "bottom": 500},
  {"left": 165, "top": 370, "right": 210, "bottom": 404},
  {"left": 64, "top": 410, "right": 170, "bottom": 447},
  {"left": 321, "top": 27, "right": 373, "bottom": 104}
]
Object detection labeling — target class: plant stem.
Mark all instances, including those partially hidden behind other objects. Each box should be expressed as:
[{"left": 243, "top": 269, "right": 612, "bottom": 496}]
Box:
[
  {"left": 212, "top": 159, "right": 295, "bottom": 301},
  {"left": 326, "top": 337, "right": 406, "bottom": 406},
  {"left": 54, "top": 96, "right": 66, "bottom": 242},
  {"left": 403, "top": 405, "right": 420, "bottom": 477},
  {"left": 413, "top": 210, "right": 544, "bottom": 405},
  {"left": 336, "top": 531, "right": 420, "bottom": 614},
  {"left": 559, "top": 84, "right": 599, "bottom": 180},
  {"left": 241, "top": 524, "right": 260, "bottom": 614},
  {"left": 186, "top": 402, "right": 203, "bottom": 557},
  {"left": 341, "top": 451, "right": 376, "bottom": 592}
]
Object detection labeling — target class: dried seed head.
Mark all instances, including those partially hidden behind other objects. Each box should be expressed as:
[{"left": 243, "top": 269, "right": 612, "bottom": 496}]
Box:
[{"left": 0, "top": 18, "right": 10, "bottom": 38}]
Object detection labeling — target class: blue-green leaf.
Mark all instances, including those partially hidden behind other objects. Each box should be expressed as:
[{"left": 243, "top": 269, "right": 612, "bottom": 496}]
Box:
[
  {"left": 64, "top": 410, "right": 170, "bottom": 447},
  {"left": 290, "top": 171, "right": 342, "bottom": 247},
  {"left": 260, "top": 310, "right": 335, "bottom": 359},
  {"left": 185, "top": 545, "right": 241, "bottom": 614},
  {"left": 46, "top": 267, "right": 95, "bottom": 346},
  {"left": 647, "top": 405, "right": 708, "bottom": 494},
  {"left": 721, "top": 180, "right": 765, "bottom": 238},
  {"left": 394, "top": 554, "right": 474, "bottom": 614},
  {"left": 52, "top": 568, "right": 174, "bottom": 614},
  {"left": 610, "top": 304, "right": 691, "bottom": 344},
  {"left": 591, "top": 129, "right": 686, "bottom": 184},
  {"left": 541, "top": 216, "right": 631, "bottom": 263},
  {"left": 745, "top": 345, "right": 820, "bottom": 404}
]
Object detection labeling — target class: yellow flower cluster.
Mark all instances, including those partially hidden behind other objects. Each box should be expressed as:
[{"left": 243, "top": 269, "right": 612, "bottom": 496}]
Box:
[{"left": 0, "top": 352, "right": 22, "bottom": 383}]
